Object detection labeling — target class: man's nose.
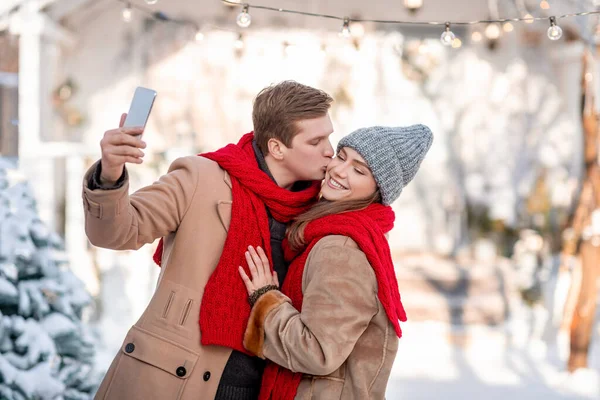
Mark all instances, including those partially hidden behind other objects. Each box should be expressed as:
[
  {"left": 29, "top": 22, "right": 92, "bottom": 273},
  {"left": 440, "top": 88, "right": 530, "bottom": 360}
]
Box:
[{"left": 324, "top": 142, "right": 334, "bottom": 158}]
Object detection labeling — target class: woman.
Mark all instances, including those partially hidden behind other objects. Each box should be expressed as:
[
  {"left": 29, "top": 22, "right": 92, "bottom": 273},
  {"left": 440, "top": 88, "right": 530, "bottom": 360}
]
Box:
[{"left": 238, "top": 125, "right": 433, "bottom": 399}]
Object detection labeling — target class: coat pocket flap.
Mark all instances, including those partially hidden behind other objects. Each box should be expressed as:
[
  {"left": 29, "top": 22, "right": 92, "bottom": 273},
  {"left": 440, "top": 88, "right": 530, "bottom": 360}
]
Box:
[{"left": 121, "top": 326, "right": 199, "bottom": 380}]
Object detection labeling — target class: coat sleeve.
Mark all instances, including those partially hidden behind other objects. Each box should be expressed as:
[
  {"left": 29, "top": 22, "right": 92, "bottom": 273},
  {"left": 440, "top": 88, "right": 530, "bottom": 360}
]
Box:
[
  {"left": 82, "top": 156, "right": 202, "bottom": 250},
  {"left": 243, "top": 239, "right": 379, "bottom": 376}
]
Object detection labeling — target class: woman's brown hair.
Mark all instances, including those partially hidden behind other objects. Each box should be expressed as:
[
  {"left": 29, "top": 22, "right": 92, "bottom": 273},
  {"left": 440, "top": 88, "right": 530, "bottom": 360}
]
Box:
[{"left": 287, "top": 190, "right": 382, "bottom": 251}]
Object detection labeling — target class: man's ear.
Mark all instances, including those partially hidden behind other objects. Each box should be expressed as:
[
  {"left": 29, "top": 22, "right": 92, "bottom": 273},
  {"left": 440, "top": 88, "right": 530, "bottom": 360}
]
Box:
[{"left": 267, "top": 138, "right": 285, "bottom": 161}]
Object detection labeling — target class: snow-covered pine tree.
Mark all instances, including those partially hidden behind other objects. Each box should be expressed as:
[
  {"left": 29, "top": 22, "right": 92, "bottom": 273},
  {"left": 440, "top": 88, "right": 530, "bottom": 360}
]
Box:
[{"left": 0, "top": 158, "right": 101, "bottom": 400}]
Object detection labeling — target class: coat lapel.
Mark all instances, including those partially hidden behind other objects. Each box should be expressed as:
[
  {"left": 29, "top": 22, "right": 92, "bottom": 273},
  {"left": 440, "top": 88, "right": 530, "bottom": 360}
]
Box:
[{"left": 216, "top": 171, "right": 233, "bottom": 232}]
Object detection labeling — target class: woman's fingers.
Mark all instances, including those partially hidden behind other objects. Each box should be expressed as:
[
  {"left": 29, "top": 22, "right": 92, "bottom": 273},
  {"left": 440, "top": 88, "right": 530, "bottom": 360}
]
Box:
[
  {"left": 238, "top": 267, "right": 254, "bottom": 295},
  {"left": 248, "top": 246, "right": 263, "bottom": 270},
  {"left": 256, "top": 246, "right": 271, "bottom": 279},
  {"left": 245, "top": 251, "right": 258, "bottom": 280},
  {"left": 247, "top": 245, "right": 278, "bottom": 287},
  {"left": 248, "top": 246, "right": 268, "bottom": 281}
]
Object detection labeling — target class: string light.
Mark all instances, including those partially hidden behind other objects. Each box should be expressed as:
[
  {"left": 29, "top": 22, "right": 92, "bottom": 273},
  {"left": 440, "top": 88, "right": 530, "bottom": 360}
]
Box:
[
  {"left": 351, "top": 22, "right": 365, "bottom": 38},
  {"left": 320, "top": 43, "right": 327, "bottom": 56},
  {"left": 106, "top": 0, "right": 600, "bottom": 46},
  {"left": 540, "top": 0, "right": 550, "bottom": 10},
  {"left": 234, "top": 33, "right": 245, "bottom": 49},
  {"left": 485, "top": 23, "right": 501, "bottom": 40},
  {"left": 471, "top": 31, "right": 483, "bottom": 42},
  {"left": 122, "top": 2, "right": 132, "bottom": 22},
  {"left": 144, "top": 0, "right": 158, "bottom": 4},
  {"left": 340, "top": 17, "right": 351, "bottom": 38},
  {"left": 451, "top": 38, "right": 462, "bottom": 49},
  {"left": 440, "top": 22, "right": 455, "bottom": 46},
  {"left": 113, "top": 0, "right": 237, "bottom": 42},
  {"left": 220, "top": 0, "right": 600, "bottom": 29},
  {"left": 404, "top": 0, "right": 423, "bottom": 14},
  {"left": 236, "top": 4, "right": 252, "bottom": 28},
  {"left": 547, "top": 16, "right": 563, "bottom": 40},
  {"left": 283, "top": 41, "right": 300, "bottom": 56}
]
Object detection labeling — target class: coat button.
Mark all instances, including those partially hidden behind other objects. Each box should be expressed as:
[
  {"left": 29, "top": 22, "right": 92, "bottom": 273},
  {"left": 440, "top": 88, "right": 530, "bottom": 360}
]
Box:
[
  {"left": 176, "top": 366, "right": 187, "bottom": 377},
  {"left": 125, "top": 343, "right": 135, "bottom": 353},
  {"left": 203, "top": 371, "right": 211, "bottom": 381}
]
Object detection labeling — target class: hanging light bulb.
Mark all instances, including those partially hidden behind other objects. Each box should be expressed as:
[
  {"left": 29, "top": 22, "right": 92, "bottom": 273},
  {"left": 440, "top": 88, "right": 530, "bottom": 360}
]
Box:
[
  {"left": 195, "top": 29, "right": 204, "bottom": 41},
  {"left": 284, "top": 41, "right": 299, "bottom": 56},
  {"left": 351, "top": 22, "right": 365, "bottom": 38},
  {"left": 234, "top": 33, "right": 244, "bottom": 49},
  {"left": 339, "top": 17, "right": 351, "bottom": 38},
  {"left": 585, "top": 72, "right": 593, "bottom": 83},
  {"left": 547, "top": 16, "right": 562, "bottom": 40},
  {"left": 236, "top": 4, "right": 252, "bottom": 28},
  {"left": 145, "top": 0, "right": 158, "bottom": 4},
  {"left": 404, "top": 0, "right": 423, "bottom": 14},
  {"left": 471, "top": 31, "right": 483, "bottom": 42},
  {"left": 485, "top": 23, "right": 501, "bottom": 40},
  {"left": 320, "top": 43, "right": 327, "bottom": 56},
  {"left": 451, "top": 38, "right": 462, "bottom": 49},
  {"left": 122, "top": 3, "right": 132, "bottom": 23},
  {"left": 440, "top": 22, "right": 455, "bottom": 46},
  {"left": 540, "top": 0, "right": 550, "bottom": 10},
  {"left": 503, "top": 22, "right": 514, "bottom": 32}
]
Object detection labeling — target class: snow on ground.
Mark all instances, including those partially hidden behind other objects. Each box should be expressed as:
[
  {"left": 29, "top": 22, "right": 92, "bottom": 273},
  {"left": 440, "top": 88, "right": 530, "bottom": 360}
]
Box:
[{"left": 386, "top": 320, "right": 600, "bottom": 400}]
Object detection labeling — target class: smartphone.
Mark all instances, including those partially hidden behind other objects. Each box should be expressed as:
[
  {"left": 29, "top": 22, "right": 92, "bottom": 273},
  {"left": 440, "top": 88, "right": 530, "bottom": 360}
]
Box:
[{"left": 123, "top": 86, "right": 157, "bottom": 136}]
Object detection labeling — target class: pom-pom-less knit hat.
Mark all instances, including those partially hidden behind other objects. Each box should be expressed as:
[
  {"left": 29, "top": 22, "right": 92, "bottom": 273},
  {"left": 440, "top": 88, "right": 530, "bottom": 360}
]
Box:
[{"left": 337, "top": 125, "right": 433, "bottom": 205}]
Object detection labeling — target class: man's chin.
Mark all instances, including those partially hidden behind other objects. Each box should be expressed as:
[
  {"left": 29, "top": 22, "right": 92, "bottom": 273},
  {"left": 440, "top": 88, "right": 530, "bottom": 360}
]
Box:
[
  {"left": 297, "top": 172, "right": 326, "bottom": 183},
  {"left": 313, "top": 172, "right": 327, "bottom": 181}
]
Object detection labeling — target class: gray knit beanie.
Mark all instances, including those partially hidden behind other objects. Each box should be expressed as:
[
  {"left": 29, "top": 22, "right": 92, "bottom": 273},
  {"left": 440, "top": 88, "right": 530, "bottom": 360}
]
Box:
[{"left": 337, "top": 125, "right": 433, "bottom": 205}]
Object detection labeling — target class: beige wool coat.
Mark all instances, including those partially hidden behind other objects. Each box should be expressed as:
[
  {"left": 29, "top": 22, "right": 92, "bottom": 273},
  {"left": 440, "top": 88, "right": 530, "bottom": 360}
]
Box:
[{"left": 84, "top": 156, "right": 237, "bottom": 400}]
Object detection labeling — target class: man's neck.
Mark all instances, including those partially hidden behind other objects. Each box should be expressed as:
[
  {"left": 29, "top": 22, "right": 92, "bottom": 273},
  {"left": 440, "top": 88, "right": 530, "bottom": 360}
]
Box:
[
  {"left": 264, "top": 156, "right": 295, "bottom": 190},
  {"left": 252, "top": 140, "right": 295, "bottom": 190}
]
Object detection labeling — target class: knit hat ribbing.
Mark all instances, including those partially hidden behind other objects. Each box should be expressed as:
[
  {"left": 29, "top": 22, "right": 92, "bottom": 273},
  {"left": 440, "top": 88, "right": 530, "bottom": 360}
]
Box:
[{"left": 337, "top": 125, "right": 433, "bottom": 205}]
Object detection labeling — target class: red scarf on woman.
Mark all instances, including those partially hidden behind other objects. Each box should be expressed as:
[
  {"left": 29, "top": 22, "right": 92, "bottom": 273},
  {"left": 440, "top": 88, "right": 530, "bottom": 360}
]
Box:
[
  {"left": 259, "top": 203, "right": 407, "bottom": 400},
  {"left": 152, "top": 132, "right": 320, "bottom": 353}
]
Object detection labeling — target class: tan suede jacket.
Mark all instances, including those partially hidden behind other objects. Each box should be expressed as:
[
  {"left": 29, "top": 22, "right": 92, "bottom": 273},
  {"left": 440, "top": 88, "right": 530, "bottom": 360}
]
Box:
[{"left": 243, "top": 235, "right": 399, "bottom": 400}]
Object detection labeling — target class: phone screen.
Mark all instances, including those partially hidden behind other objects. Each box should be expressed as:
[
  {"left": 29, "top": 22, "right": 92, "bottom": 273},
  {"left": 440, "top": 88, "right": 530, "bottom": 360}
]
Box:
[{"left": 123, "top": 87, "right": 157, "bottom": 129}]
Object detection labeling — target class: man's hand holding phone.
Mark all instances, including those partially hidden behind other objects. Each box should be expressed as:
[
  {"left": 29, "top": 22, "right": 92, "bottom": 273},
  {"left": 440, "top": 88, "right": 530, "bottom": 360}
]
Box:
[
  {"left": 99, "top": 86, "right": 156, "bottom": 185},
  {"left": 99, "top": 113, "right": 146, "bottom": 185}
]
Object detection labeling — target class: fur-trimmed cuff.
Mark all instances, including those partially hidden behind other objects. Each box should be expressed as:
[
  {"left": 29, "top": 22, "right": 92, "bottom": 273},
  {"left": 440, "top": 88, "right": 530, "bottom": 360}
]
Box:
[{"left": 243, "top": 290, "right": 289, "bottom": 358}]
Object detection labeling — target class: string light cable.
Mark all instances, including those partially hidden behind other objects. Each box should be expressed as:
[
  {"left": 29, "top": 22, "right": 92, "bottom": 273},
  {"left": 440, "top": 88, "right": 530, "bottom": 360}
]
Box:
[
  {"left": 221, "top": 0, "right": 600, "bottom": 43},
  {"left": 98, "top": 0, "right": 600, "bottom": 45},
  {"left": 115, "top": 0, "right": 241, "bottom": 40}
]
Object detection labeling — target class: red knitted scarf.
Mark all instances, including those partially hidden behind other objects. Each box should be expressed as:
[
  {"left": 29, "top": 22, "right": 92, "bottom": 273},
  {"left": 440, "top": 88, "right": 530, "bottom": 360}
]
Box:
[
  {"left": 259, "top": 203, "right": 407, "bottom": 400},
  {"left": 152, "top": 132, "right": 320, "bottom": 353}
]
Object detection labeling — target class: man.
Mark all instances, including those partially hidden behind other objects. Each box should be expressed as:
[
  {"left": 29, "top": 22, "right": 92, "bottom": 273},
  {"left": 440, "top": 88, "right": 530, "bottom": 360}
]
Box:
[{"left": 85, "top": 81, "right": 334, "bottom": 399}]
